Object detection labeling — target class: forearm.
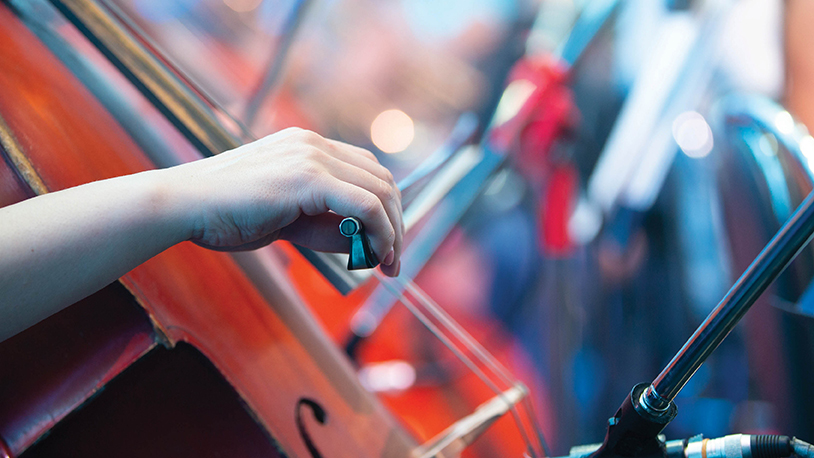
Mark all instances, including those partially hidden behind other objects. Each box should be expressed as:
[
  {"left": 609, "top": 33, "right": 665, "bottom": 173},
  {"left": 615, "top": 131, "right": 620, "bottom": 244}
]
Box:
[
  {"left": 0, "top": 168, "right": 191, "bottom": 340},
  {"left": 0, "top": 128, "right": 404, "bottom": 341}
]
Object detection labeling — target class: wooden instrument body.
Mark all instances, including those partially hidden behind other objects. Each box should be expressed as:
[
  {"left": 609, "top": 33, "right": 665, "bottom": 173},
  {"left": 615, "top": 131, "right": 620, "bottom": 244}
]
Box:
[
  {"left": 283, "top": 236, "right": 547, "bottom": 458},
  {"left": 0, "top": 4, "right": 415, "bottom": 457}
]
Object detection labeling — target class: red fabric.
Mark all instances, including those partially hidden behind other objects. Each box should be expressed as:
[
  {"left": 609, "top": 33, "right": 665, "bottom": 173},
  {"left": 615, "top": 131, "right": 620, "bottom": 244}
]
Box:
[
  {"left": 488, "top": 56, "right": 574, "bottom": 157},
  {"left": 489, "top": 56, "right": 580, "bottom": 256},
  {"left": 540, "top": 165, "right": 578, "bottom": 256}
]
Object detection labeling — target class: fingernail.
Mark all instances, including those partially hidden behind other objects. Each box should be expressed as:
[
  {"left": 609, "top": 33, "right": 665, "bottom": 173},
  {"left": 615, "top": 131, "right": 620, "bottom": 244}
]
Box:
[
  {"left": 395, "top": 260, "right": 401, "bottom": 276},
  {"left": 383, "top": 249, "right": 395, "bottom": 266}
]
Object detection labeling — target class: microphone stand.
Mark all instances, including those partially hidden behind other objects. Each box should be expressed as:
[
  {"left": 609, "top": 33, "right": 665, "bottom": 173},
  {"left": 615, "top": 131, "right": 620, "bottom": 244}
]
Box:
[{"left": 580, "top": 185, "right": 814, "bottom": 458}]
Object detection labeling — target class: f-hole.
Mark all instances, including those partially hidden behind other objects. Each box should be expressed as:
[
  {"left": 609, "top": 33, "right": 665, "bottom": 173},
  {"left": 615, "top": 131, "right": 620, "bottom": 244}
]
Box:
[{"left": 296, "top": 398, "right": 327, "bottom": 458}]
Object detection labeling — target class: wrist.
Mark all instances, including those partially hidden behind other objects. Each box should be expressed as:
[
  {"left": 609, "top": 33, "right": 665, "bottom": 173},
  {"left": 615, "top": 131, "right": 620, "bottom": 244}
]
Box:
[{"left": 142, "top": 167, "right": 198, "bottom": 245}]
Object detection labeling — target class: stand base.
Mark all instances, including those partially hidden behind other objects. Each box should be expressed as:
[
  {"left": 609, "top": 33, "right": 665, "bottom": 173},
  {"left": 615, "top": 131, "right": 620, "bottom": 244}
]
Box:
[{"left": 589, "top": 383, "right": 678, "bottom": 458}]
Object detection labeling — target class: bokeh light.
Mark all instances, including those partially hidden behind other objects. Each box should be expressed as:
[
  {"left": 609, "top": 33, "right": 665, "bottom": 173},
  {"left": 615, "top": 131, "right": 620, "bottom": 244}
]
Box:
[
  {"left": 358, "top": 360, "right": 417, "bottom": 392},
  {"left": 370, "top": 109, "right": 415, "bottom": 154},
  {"left": 774, "top": 110, "right": 795, "bottom": 135},
  {"left": 672, "top": 111, "right": 714, "bottom": 158}
]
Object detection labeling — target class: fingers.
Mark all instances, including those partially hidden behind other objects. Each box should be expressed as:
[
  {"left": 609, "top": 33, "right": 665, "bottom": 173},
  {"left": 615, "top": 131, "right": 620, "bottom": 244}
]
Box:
[
  {"left": 280, "top": 212, "right": 401, "bottom": 278},
  {"left": 296, "top": 131, "right": 400, "bottom": 200},
  {"left": 322, "top": 155, "right": 402, "bottom": 269},
  {"left": 277, "top": 214, "right": 348, "bottom": 253},
  {"left": 317, "top": 179, "right": 400, "bottom": 274},
  {"left": 288, "top": 129, "right": 403, "bottom": 276},
  {"left": 248, "top": 128, "right": 404, "bottom": 276},
  {"left": 325, "top": 140, "right": 403, "bottom": 275},
  {"left": 326, "top": 139, "right": 401, "bottom": 198}
]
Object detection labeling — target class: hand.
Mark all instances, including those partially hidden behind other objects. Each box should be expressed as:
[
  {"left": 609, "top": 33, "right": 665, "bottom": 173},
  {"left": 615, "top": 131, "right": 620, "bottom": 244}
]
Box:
[{"left": 170, "top": 128, "right": 403, "bottom": 276}]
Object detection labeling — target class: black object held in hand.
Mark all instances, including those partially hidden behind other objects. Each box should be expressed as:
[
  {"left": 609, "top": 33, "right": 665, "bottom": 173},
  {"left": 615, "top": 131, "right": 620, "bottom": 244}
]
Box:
[{"left": 339, "top": 217, "right": 379, "bottom": 270}]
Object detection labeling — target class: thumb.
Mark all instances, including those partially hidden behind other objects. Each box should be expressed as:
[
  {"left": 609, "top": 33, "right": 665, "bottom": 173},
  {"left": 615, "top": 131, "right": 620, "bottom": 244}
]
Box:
[{"left": 277, "top": 213, "right": 349, "bottom": 254}]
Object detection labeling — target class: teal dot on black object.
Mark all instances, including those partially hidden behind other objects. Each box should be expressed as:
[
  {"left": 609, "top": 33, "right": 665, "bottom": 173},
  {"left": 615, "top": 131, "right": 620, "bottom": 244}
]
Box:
[{"left": 340, "top": 218, "right": 359, "bottom": 236}]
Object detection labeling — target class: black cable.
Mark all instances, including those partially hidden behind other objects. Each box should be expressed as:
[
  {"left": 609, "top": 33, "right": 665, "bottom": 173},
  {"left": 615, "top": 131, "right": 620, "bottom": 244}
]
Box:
[{"left": 752, "top": 435, "right": 793, "bottom": 458}]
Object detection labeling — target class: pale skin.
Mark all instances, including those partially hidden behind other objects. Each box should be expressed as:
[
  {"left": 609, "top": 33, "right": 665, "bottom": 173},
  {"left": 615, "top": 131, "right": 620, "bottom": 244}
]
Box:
[{"left": 0, "top": 128, "right": 403, "bottom": 341}]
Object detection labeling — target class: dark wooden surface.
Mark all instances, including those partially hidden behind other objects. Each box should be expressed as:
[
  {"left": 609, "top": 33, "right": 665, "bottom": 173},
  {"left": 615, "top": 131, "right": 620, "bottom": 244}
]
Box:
[
  {"left": 20, "top": 343, "right": 287, "bottom": 458},
  {"left": 0, "top": 284, "right": 156, "bottom": 455}
]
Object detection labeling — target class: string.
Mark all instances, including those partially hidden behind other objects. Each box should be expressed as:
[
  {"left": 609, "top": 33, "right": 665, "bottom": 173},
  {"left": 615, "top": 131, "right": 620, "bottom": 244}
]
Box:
[
  {"left": 400, "top": 279, "right": 516, "bottom": 382},
  {"left": 371, "top": 272, "right": 540, "bottom": 458},
  {"left": 395, "top": 276, "right": 546, "bottom": 458},
  {"left": 396, "top": 277, "right": 539, "bottom": 445},
  {"left": 371, "top": 270, "right": 548, "bottom": 458},
  {"left": 398, "top": 277, "right": 552, "bottom": 457},
  {"left": 400, "top": 277, "right": 551, "bottom": 458}
]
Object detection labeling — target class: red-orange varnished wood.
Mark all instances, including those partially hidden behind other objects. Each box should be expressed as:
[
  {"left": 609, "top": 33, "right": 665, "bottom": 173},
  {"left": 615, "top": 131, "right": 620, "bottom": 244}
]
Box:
[{"left": 0, "top": 5, "right": 414, "bottom": 457}]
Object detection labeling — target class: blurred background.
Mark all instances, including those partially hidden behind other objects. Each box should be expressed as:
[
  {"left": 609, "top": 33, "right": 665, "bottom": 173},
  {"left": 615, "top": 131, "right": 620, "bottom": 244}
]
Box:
[{"left": 14, "top": 0, "right": 814, "bottom": 455}]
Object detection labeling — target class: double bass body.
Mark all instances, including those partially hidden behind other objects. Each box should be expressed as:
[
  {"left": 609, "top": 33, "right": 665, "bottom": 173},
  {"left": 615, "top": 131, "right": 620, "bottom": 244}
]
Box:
[{"left": 0, "top": 3, "right": 416, "bottom": 457}]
